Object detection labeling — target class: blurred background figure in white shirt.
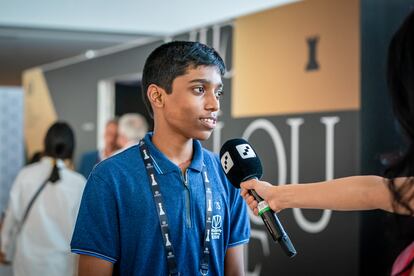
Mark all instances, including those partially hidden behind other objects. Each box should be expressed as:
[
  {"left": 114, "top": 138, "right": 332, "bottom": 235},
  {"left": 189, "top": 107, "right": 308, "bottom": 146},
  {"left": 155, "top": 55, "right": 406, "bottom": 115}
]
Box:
[{"left": 0, "top": 121, "right": 86, "bottom": 276}]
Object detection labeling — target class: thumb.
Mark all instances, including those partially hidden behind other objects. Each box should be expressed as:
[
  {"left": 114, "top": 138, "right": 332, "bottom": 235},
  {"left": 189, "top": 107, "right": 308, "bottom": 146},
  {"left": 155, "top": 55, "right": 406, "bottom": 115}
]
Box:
[{"left": 240, "top": 179, "right": 256, "bottom": 190}]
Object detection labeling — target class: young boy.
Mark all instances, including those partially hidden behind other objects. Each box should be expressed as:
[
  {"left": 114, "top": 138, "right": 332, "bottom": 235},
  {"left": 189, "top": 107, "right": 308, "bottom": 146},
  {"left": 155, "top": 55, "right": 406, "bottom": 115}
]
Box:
[{"left": 70, "top": 41, "right": 250, "bottom": 275}]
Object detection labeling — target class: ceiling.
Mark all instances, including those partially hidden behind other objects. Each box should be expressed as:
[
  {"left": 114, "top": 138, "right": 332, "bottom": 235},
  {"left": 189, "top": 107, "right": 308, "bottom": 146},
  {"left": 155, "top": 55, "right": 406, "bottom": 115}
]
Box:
[{"left": 0, "top": 0, "right": 298, "bottom": 85}]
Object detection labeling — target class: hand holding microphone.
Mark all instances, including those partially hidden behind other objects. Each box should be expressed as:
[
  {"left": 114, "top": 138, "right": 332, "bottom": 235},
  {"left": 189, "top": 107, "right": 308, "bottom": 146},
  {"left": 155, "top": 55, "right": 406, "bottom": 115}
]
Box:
[
  {"left": 240, "top": 179, "right": 278, "bottom": 215},
  {"left": 220, "top": 138, "right": 297, "bottom": 258}
]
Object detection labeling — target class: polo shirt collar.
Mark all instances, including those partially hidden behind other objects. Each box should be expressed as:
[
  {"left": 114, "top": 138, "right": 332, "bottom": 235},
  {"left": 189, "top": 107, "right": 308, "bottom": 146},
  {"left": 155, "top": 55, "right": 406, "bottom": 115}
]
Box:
[{"left": 143, "top": 132, "right": 204, "bottom": 174}]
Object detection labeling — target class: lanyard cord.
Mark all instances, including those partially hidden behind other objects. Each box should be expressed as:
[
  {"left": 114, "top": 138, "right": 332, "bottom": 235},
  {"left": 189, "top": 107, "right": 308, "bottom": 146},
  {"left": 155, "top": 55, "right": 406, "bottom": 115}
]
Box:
[{"left": 139, "top": 140, "right": 212, "bottom": 275}]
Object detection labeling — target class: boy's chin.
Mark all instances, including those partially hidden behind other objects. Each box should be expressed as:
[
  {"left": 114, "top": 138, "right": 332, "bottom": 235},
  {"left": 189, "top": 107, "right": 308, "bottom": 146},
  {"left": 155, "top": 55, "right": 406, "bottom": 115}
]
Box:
[{"left": 194, "top": 131, "right": 213, "bottom": 141}]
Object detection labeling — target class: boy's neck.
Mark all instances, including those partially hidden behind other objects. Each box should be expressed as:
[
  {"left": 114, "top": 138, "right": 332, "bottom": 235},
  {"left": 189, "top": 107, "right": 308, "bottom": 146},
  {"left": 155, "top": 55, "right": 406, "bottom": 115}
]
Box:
[{"left": 152, "top": 129, "right": 194, "bottom": 172}]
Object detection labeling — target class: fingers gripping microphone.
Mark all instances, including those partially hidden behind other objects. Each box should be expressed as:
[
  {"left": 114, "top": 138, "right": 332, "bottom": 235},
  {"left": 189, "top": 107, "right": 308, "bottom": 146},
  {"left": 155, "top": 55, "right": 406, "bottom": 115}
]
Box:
[{"left": 220, "top": 138, "right": 297, "bottom": 258}]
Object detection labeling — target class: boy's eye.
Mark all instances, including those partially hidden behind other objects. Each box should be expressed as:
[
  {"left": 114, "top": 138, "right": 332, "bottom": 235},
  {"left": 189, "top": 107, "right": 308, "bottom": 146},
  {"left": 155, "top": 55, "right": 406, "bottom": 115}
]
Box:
[
  {"left": 193, "top": 86, "right": 205, "bottom": 94},
  {"left": 215, "top": 89, "right": 224, "bottom": 99}
]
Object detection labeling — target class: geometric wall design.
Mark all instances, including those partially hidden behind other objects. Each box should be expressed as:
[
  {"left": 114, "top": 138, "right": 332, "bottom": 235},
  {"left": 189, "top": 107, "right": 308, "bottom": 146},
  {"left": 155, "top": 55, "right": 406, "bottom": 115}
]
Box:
[{"left": 0, "top": 87, "right": 24, "bottom": 214}]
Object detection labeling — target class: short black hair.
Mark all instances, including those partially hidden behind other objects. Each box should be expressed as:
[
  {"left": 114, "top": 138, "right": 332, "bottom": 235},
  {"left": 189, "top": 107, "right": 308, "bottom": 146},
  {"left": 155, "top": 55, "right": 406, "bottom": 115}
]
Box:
[
  {"left": 141, "top": 41, "right": 226, "bottom": 117},
  {"left": 44, "top": 121, "right": 75, "bottom": 160}
]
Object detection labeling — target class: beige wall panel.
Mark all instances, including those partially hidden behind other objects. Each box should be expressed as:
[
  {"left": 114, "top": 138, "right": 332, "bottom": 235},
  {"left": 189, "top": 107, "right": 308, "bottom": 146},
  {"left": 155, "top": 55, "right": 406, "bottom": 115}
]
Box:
[
  {"left": 23, "top": 68, "right": 57, "bottom": 158},
  {"left": 233, "top": 0, "right": 359, "bottom": 117}
]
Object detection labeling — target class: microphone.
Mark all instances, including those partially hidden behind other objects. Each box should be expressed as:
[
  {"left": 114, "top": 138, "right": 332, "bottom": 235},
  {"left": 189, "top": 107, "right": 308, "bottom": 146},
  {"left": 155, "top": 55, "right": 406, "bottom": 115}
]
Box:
[{"left": 220, "top": 138, "right": 297, "bottom": 258}]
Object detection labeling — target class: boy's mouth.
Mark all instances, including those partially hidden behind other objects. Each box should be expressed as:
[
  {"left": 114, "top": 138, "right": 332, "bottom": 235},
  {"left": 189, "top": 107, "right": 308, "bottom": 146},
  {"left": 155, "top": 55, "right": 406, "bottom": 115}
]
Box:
[{"left": 200, "top": 116, "right": 217, "bottom": 129}]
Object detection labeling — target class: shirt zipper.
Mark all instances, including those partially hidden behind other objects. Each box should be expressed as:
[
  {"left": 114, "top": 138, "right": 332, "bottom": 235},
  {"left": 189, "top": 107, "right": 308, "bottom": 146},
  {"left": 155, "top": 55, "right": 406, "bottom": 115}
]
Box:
[{"left": 182, "top": 169, "right": 192, "bottom": 228}]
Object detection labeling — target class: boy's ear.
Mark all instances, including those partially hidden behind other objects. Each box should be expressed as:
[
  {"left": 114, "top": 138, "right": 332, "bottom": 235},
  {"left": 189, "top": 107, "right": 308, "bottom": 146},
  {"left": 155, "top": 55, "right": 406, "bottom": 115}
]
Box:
[{"left": 147, "top": 84, "right": 165, "bottom": 108}]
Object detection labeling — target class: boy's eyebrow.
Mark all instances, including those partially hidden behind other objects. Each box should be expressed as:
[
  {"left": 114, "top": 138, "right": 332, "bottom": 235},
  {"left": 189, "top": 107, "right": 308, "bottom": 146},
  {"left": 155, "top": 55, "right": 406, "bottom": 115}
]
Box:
[{"left": 189, "top": 79, "right": 223, "bottom": 87}]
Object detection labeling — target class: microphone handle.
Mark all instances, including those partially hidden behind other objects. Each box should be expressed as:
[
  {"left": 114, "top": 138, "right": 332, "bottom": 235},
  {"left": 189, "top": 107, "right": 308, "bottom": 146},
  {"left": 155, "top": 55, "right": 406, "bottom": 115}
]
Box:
[
  {"left": 248, "top": 189, "right": 297, "bottom": 258},
  {"left": 248, "top": 190, "right": 282, "bottom": 240}
]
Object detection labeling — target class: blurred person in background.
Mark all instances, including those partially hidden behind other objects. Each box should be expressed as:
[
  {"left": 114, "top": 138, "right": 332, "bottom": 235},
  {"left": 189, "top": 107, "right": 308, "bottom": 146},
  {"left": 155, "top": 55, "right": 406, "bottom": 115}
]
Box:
[
  {"left": 78, "top": 119, "right": 119, "bottom": 178},
  {"left": 115, "top": 113, "right": 148, "bottom": 152},
  {"left": 0, "top": 122, "right": 86, "bottom": 276}
]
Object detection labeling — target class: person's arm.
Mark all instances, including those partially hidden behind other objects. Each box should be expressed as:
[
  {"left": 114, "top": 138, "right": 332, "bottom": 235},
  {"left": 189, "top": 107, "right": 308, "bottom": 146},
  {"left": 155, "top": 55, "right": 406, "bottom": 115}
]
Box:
[
  {"left": 240, "top": 176, "right": 410, "bottom": 214},
  {"left": 71, "top": 173, "right": 120, "bottom": 273},
  {"left": 78, "top": 255, "right": 113, "bottom": 276},
  {"left": 0, "top": 173, "right": 23, "bottom": 263},
  {"left": 224, "top": 245, "right": 245, "bottom": 276}
]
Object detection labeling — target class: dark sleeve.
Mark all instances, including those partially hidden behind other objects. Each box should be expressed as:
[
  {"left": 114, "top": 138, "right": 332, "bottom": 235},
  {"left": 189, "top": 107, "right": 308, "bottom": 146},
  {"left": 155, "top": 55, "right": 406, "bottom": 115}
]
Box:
[{"left": 70, "top": 173, "right": 120, "bottom": 263}]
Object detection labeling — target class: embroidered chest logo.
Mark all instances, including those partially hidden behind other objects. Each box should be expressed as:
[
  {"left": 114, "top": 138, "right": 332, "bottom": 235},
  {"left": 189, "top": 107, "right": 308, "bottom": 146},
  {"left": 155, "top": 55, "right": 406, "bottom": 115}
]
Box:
[{"left": 211, "top": 215, "right": 222, "bottom": 240}]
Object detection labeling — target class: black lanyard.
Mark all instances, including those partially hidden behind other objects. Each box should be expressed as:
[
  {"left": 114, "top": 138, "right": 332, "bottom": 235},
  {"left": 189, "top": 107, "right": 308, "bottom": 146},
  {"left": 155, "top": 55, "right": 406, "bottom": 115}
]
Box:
[{"left": 139, "top": 140, "right": 213, "bottom": 276}]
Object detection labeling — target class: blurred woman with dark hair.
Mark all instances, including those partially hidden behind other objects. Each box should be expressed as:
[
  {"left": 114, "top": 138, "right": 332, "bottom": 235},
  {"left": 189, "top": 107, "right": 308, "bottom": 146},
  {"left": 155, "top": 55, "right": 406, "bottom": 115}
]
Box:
[{"left": 0, "top": 122, "right": 86, "bottom": 276}]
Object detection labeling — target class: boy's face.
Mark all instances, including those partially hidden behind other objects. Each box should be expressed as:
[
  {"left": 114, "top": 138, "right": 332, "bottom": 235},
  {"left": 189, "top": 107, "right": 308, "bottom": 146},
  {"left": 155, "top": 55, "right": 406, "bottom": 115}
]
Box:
[{"left": 162, "top": 65, "right": 223, "bottom": 141}]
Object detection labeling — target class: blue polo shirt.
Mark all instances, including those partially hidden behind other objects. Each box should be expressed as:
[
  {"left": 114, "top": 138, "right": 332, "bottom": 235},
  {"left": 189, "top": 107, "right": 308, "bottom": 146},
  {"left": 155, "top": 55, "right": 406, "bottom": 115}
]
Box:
[{"left": 71, "top": 133, "right": 250, "bottom": 275}]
